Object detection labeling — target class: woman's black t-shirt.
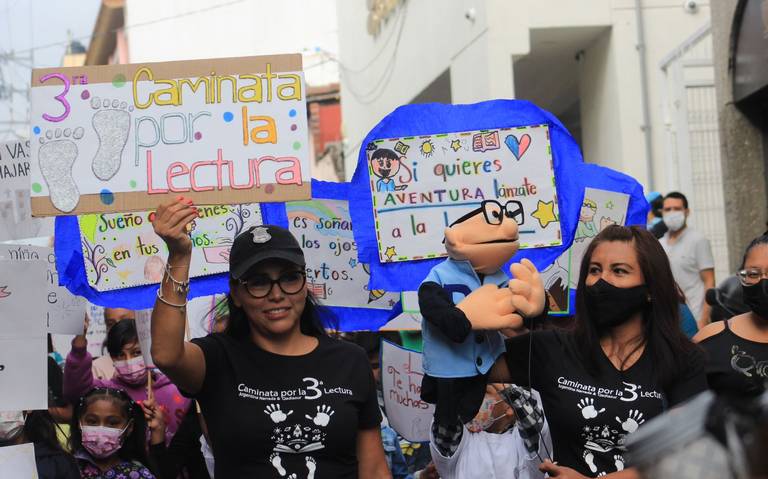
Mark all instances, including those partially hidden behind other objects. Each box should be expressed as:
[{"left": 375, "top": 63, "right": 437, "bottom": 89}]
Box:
[
  {"left": 505, "top": 330, "right": 706, "bottom": 478},
  {"left": 187, "top": 333, "right": 381, "bottom": 478},
  {"left": 699, "top": 319, "right": 768, "bottom": 397}
]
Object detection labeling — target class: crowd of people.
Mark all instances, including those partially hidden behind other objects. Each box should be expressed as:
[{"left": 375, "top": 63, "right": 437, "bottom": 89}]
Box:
[{"left": 1, "top": 192, "right": 766, "bottom": 479}]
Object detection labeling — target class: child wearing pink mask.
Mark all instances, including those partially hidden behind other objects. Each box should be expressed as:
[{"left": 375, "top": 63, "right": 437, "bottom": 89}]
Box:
[
  {"left": 64, "top": 318, "right": 191, "bottom": 445},
  {"left": 70, "top": 387, "right": 156, "bottom": 478}
]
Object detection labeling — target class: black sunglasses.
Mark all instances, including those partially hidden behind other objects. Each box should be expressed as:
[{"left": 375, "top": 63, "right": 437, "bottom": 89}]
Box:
[{"left": 451, "top": 200, "right": 525, "bottom": 227}]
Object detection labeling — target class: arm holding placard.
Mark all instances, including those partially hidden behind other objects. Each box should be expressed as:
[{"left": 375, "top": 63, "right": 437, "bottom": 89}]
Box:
[
  {"left": 150, "top": 197, "right": 207, "bottom": 395},
  {"left": 63, "top": 314, "right": 98, "bottom": 404}
]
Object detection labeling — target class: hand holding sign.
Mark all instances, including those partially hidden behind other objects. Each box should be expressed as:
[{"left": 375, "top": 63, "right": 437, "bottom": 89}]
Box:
[
  {"left": 151, "top": 197, "right": 198, "bottom": 257},
  {"left": 509, "top": 259, "right": 546, "bottom": 319},
  {"left": 458, "top": 284, "right": 521, "bottom": 330}
]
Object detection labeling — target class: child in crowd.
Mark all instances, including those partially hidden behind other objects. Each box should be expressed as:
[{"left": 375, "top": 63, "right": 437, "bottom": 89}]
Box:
[{"left": 69, "top": 387, "right": 156, "bottom": 478}]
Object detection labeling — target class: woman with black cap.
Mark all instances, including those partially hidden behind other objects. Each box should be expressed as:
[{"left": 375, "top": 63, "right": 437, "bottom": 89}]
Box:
[{"left": 149, "top": 197, "right": 390, "bottom": 478}]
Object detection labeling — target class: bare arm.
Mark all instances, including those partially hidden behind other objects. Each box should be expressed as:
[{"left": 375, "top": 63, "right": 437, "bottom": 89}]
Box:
[
  {"left": 356, "top": 427, "right": 391, "bottom": 479},
  {"left": 150, "top": 197, "right": 206, "bottom": 395},
  {"left": 698, "top": 268, "right": 715, "bottom": 328}
]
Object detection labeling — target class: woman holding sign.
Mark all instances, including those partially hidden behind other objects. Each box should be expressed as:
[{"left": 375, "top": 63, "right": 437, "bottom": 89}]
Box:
[
  {"left": 150, "top": 197, "right": 390, "bottom": 478},
  {"left": 490, "top": 225, "right": 707, "bottom": 478}
]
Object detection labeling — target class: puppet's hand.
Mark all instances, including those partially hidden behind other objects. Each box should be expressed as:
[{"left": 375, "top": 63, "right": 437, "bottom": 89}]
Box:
[
  {"left": 458, "top": 284, "right": 523, "bottom": 330},
  {"left": 508, "top": 259, "right": 546, "bottom": 318}
]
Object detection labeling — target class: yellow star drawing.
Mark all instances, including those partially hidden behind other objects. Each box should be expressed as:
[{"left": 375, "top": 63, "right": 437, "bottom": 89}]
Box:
[
  {"left": 532, "top": 200, "right": 557, "bottom": 228},
  {"left": 384, "top": 246, "right": 398, "bottom": 260},
  {"left": 450, "top": 139, "right": 462, "bottom": 152}
]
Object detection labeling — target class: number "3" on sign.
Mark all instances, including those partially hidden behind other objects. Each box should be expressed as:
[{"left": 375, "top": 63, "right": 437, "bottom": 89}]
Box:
[{"left": 39, "top": 73, "right": 71, "bottom": 123}]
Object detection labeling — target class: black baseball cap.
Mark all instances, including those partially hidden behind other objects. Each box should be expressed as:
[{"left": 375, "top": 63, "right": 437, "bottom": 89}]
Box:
[{"left": 229, "top": 225, "right": 305, "bottom": 280}]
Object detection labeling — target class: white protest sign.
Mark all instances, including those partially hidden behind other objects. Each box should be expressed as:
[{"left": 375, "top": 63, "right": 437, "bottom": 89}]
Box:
[
  {"left": 0, "top": 443, "right": 39, "bottom": 478},
  {"left": 379, "top": 291, "right": 422, "bottom": 330},
  {"left": 0, "top": 139, "right": 53, "bottom": 241},
  {"left": 286, "top": 198, "right": 399, "bottom": 309},
  {"left": 0, "top": 336, "right": 47, "bottom": 411},
  {"left": 78, "top": 203, "right": 262, "bottom": 291},
  {"left": 30, "top": 55, "right": 311, "bottom": 216},
  {"left": 51, "top": 303, "right": 107, "bottom": 359},
  {"left": 187, "top": 294, "right": 227, "bottom": 339},
  {"left": 365, "top": 125, "right": 561, "bottom": 262},
  {"left": 0, "top": 260, "right": 47, "bottom": 337},
  {"left": 0, "top": 244, "right": 87, "bottom": 334},
  {"left": 134, "top": 309, "right": 154, "bottom": 368},
  {"left": 381, "top": 340, "right": 434, "bottom": 442}
]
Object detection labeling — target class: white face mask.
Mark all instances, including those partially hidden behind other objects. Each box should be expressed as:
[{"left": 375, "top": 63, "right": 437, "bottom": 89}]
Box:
[
  {"left": 0, "top": 411, "right": 25, "bottom": 442},
  {"left": 663, "top": 210, "right": 686, "bottom": 232}
]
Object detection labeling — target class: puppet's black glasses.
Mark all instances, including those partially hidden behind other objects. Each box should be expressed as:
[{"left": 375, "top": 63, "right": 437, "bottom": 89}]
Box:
[
  {"left": 452, "top": 200, "right": 525, "bottom": 227},
  {"left": 238, "top": 271, "right": 306, "bottom": 298}
]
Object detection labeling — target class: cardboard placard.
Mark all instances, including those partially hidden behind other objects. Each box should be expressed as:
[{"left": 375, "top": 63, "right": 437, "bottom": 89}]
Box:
[
  {"left": 78, "top": 203, "right": 262, "bottom": 290},
  {"left": 286, "top": 198, "right": 399, "bottom": 309},
  {"left": 0, "top": 336, "right": 47, "bottom": 412},
  {"left": 0, "top": 260, "right": 47, "bottom": 338},
  {"left": 0, "top": 140, "right": 53, "bottom": 241},
  {"left": 365, "top": 125, "right": 560, "bottom": 262},
  {"left": 30, "top": 54, "right": 311, "bottom": 216},
  {"left": 187, "top": 294, "right": 227, "bottom": 340},
  {"left": 0, "top": 245, "right": 87, "bottom": 334},
  {"left": 0, "top": 443, "right": 39, "bottom": 478},
  {"left": 381, "top": 340, "right": 434, "bottom": 442},
  {"left": 134, "top": 309, "right": 154, "bottom": 368}
]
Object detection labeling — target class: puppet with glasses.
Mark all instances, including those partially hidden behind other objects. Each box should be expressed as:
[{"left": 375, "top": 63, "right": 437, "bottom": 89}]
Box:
[{"left": 419, "top": 199, "right": 546, "bottom": 425}]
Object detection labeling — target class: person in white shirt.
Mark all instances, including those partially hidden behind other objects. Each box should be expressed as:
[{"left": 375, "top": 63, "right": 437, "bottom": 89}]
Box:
[
  {"left": 658, "top": 192, "right": 715, "bottom": 328},
  {"left": 430, "top": 383, "right": 551, "bottom": 479}
]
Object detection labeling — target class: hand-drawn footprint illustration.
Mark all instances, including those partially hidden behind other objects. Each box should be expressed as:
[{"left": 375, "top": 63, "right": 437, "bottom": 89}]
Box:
[
  {"left": 91, "top": 97, "right": 132, "bottom": 180},
  {"left": 39, "top": 127, "right": 84, "bottom": 212}
]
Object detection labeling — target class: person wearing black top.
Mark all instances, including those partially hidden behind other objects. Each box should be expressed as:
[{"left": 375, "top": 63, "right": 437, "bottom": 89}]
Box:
[
  {"left": 149, "top": 196, "right": 389, "bottom": 478},
  {"left": 489, "top": 225, "right": 707, "bottom": 478},
  {"left": 696, "top": 234, "right": 768, "bottom": 397}
]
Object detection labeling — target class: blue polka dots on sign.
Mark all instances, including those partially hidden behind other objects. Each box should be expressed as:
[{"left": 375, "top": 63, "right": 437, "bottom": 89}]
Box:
[
  {"left": 223, "top": 112, "right": 234, "bottom": 122},
  {"left": 33, "top": 126, "right": 41, "bottom": 135},
  {"left": 100, "top": 189, "right": 115, "bottom": 205},
  {"left": 289, "top": 109, "right": 297, "bottom": 118}
]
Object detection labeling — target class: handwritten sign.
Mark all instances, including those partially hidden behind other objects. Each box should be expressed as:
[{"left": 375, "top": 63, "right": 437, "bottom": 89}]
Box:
[
  {"left": 0, "top": 140, "right": 53, "bottom": 241},
  {"left": 0, "top": 245, "right": 87, "bottom": 334},
  {"left": 365, "top": 125, "right": 560, "bottom": 262},
  {"left": 0, "top": 443, "right": 39, "bottom": 478},
  {"left": 30, "top": 54, "right": 311, "bottom": 216},
  {"left": 0, "top": 260, "right": 47, "bottom": 337},
  {"left": 0, "top": 336, "right": 47, "bottom": 412},
  {"left": 134, "top": 309, "right": 154, "bottom": 368},
  {"left": 286, "top": 198, "right": 399, "bottom": 309},
  {"left": 78, "top": 203, "right": 262, "bottom": 290},
  {"left": 381, "top": 340, "right": 434, "bottom": 442}
]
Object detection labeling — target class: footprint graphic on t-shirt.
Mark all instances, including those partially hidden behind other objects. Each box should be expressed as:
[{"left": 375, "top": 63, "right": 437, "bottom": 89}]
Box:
[
  {"left": 306, "top": 456, "right": 317, "bottom": 479},
  {"left": 614, "top": 454, "right": 625, "bottom": 471},
  {"left": 269, "top": 452, "right": 286, "bottom": 476},
  {"left": 583, "top": 450, "right": 598, "bottom": 473},
  {"left": 38, "top": 127, "right": 84, "bottom": 212},
  {"left": 90, "top": 97, "right": 132, "bottom": 180}
]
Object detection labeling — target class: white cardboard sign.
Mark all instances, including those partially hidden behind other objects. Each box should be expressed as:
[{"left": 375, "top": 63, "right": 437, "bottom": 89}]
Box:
[
  {"left": 0, "top": 259, "right": 47, "bottom": 338},
  {"left": 0, "top": 443, "right": 39, "bottom": 478},
  {"left": 0, "top": 245, "right": 87, "bottom": 334},
  {"left": 365, "top": 125, "right": 561, "bottom": 262},
  {"left": 0, "top": 336, "right": 47, "bottom": 412},
  {"left": 0, "top": 140, "right": 53, "bottom": 241},
  {"left": 78, "top": 203, "right": 262, "bottom": 291},
  {"left": 286, "top": 198, "right": 399, "bottom": 309},
  {"left": 134, "top": 309, "right": 154, "bottom": 368},
  {"left": 381, "top": 340, "right": 434, "bottom": 442}
]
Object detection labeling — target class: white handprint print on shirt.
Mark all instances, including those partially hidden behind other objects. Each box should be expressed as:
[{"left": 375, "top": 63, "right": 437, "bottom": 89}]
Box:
[
  {"left": 264, "top": 403, "right": 293, "bottom": 424},
  {"left": 578, "top": 397, "right": 606, "bottom": 419},
  {"left": 615, "top": 409, "right": 645, "bottom": 433},
  {"left": 306, "top": 405, "right": 335, "bottom": 427}
]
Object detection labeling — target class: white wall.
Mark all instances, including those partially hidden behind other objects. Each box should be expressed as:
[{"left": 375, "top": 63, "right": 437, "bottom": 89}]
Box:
[
  {"left": 124, "top": 0, "right": 339, "bottom": 87},
  {"left": 338, "top": 0, "right": 712, "bottom": 191}
]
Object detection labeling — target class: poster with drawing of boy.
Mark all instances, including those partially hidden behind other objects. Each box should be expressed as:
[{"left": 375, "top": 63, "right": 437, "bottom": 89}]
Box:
[
  {"left": 365, "top": 125, "right": 561, "bottom": 263},
  {"left": 29, "top": 54, "right": 311, "bottom": 216}
]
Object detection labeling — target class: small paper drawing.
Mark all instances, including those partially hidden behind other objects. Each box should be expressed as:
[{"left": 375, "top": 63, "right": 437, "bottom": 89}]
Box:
[
  {"left": 308, "top": 281, "right": 328, "bottom": 299},
  {"left": 0, "top": 286, "right": 10, "bottom": 299},
  {"left": 394, "top": 141, "right": 410, "bottom": 155},
  {"left": 419, "top": 140, "right": 434, "bottom": 158},
  {"left": 575, "top": 198, "right": 598, "bottom": 242},
  {"left": 599, "top": 216, "right": 618, "bottom": 231},
  {"left": 370, "top": 148, "right": 407, "bottom": 192},
  {"left": 504, "top": 133, "right": 531, "bottom": 161},
  {"left": 472, "top": 131, "right": 500, "bottom": 152},
  {"left": 532, "top": 200, "right": 557, "bottom": 228},
  {"left": 90, "top": 97, "right": 132, "bottom": 180},
  {"left": 38, "top": 127, "right": 84, "bottom": 212}
]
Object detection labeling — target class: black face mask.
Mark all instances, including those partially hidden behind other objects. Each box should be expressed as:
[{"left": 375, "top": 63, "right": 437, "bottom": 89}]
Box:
[
  {"left": 585, "top": 279, "right": 650, "bottom": 331},
  {"left": 742, "top": 278, "right": 768, "bottom": 320}
]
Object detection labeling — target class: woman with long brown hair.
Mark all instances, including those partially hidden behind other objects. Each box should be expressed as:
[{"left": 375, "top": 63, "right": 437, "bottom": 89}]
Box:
[{"left": 490, "top": 225, "right": 707, "bottom": 478}]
